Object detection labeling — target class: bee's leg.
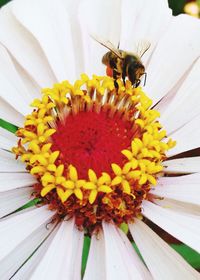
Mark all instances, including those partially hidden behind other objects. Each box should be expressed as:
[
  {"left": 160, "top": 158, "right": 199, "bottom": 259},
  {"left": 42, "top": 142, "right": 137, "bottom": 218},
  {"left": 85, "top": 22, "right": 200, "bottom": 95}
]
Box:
[
  {"left": 143, "top": 73, "right": 147, "bottom": 86},
  {"left": 122, "top": 73, "right": 126, "bottom": 86},
  {"left": 113, "top": 69, "right": 119, "bottom": 89},
  {"left": 122, "top": 67, "right": 126, "bottom": 86},
  {"left": 135, "top": 79, "right": 141, "bottom": 88},
  {"left": 114, "top": 80, "right": 118, "bottom": 89}
]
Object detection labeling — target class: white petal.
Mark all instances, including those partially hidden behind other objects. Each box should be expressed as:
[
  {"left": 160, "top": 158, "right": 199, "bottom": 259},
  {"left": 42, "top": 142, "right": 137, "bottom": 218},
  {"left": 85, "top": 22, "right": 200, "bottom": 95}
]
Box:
[
  {"left": 150, "top": 181, "right": 200, "bottom": 206},
  {"left": 0, "top": 44, "right": 36, "bottom": 115},
  {"left": 0, "top": 206, "right": 55, "bottom": 278},
  {"left": 83, "top": 232, "right": 106, "bottom": 280},
  {"left": 103, "top": 222, "right": 152, "bottom": 280},
  {"left": 120, "top": 0, "right": 172, "bottom": 64},
  {"left": 78, "top": 0, "right": 121, "bottom": 75},
  {"left": 0, "top": 127, "right": 17, "bottom": 150},
  {"left": 154, "top": 174, "right": 200, "bottom": 214},
  {"left": 0, "top": 149, "right": 26, "bottom": 172},
  {"left": 0, "top": 186, "right": 33, "bottom": 218},
  {"left": 30, "top": 219, "right": 84, "bottom": 280},
  {"left": 0, "top": 172, "right": 36, "bottom": 192},
  {"left": 129, "top": 219, "right": 200, "bottom": 280},
  {"left": 0, "top": 72, "right": 30, "bottom": 116},
  {"left": 154, "top": 197, "right": 200, "bottom": 216},
  {"left": 12, "top": 0, "right": 76, "bottom": 82},
  {"left": 12, "top": 57, "right": 41, "bottom": 99},
  {"left": 0, "top": 5, "right": 56, "bottom": 87},
  {"left": 13, "top": 225, "right": 57, "bottom": 280},
  {"left": 159, "top": 57, "right": 200, "bottom": 134},
  {"left": 145, "top": 15, "right": 200, "bottom": 104},
  {"left": 163, "top": 157, "right": 200, "bottom": 174},
  {"left": 0, "top": 97, "right": 24, "bottom": 127},
  {"left": 0, "top": 149, "right": 15, "bottom": 159},
  {"left": 57, "top": 0, "right": 85, "bottom": 76},
  {"left": 159, "top": 173, "right": 200, "bottom": 185},
  {"left": 103, "top": 222, "right": 131, "bottom": 280},
  {"left": 142, "top": 200, "right": 200, "bottom": 253},
  {"left": 117, "top": 229, "right": 152, "bottom": 280},
  {"left": 167, "top": 114, "right": 200, "bottom": 156}
]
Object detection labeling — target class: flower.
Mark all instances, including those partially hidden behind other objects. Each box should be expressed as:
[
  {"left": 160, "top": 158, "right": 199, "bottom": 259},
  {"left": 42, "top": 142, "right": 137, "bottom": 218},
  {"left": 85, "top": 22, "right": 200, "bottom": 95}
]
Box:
[{"left": 0, "top": 0, "right": 200, "bottom": 279}]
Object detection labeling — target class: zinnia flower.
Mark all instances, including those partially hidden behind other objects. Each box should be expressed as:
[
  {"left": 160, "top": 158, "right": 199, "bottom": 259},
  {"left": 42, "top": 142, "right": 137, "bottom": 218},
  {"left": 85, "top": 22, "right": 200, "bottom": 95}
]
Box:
[{"left": 0, "top": 0, "right": 200, "bottom": 279}]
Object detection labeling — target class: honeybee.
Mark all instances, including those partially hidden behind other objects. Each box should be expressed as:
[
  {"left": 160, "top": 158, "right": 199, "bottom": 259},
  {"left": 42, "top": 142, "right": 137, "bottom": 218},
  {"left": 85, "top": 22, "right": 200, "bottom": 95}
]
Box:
[{"left": 92, "top": 35, "right": 150, "bottom": 88}]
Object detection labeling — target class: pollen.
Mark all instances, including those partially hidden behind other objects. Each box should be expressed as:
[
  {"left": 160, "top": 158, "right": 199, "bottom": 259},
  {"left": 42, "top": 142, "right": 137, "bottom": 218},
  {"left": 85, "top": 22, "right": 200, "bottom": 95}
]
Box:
[{"left": 13, "top": 74, "right": 176, "bottom": 233}]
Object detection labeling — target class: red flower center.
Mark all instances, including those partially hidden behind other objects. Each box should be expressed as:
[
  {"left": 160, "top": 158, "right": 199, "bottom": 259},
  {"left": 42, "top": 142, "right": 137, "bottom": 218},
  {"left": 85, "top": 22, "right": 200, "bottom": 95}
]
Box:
[{"left": 51, "top": 110, "right": 134, "bottom": 178}]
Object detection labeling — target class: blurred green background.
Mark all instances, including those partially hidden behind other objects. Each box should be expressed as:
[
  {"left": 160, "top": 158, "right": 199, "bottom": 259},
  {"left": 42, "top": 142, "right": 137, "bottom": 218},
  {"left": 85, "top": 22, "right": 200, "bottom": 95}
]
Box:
[
  {"left": 0, "top": 0, "right": 9, "bottom": 7},
  {"left": 0, "top": 0, "right": 190, "bottom": 14},
  {"left": 168, "top": 0, "right": 187, "bottom": 15}
]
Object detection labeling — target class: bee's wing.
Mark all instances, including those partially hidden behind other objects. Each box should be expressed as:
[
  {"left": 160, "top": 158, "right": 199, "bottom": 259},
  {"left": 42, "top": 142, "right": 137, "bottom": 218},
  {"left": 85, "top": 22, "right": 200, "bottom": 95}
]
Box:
[
  {"left": 90, "top": 34, "right": 123, "bottom": 59},
  {"left": 134, "top": 40, "right": 151, "bottom": 58}
]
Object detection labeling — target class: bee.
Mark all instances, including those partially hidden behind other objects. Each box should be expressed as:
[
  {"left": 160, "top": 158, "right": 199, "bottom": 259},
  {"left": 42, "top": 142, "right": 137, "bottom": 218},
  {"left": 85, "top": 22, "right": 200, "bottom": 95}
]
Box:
[{"left": 92, "top": 35, "right": 150, "bottom": 89}]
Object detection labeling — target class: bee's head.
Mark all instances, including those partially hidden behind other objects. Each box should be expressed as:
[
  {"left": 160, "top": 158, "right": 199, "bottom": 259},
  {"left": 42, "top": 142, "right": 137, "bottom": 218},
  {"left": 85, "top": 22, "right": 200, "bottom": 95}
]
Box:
[
  {"left": 135, "top": 64, "right": 147, "bottom": 87},
  {"left": 102, "top": 51, "right": 112, "bottom": 66},
  {"left": 135, "top": 63, "right": 145, "bottom": 79}
]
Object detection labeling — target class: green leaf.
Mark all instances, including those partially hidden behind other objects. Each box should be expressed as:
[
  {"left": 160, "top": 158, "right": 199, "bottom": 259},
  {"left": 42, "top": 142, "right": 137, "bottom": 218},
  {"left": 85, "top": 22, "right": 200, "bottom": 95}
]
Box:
[
  {"left": 132, "top": 241, "right": 200, "bottom": 269},
  {"left": 81, "top": 236, "right": 91, "bottom": 277},
  {"left": 171, "top": 244, "right": 200, "bottom": 269},
  {"left": 17, "top": 198, "right": 42, "bottom": 211},
  {"left": 0, "top": 118, "right": 18, "bottom": 133}
]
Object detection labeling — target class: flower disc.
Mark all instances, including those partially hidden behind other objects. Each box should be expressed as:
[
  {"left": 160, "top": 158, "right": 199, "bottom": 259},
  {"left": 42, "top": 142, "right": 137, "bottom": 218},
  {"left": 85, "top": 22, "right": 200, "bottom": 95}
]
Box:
[{"left": 13, "top": 74, "right": 175, "bottom": 234}]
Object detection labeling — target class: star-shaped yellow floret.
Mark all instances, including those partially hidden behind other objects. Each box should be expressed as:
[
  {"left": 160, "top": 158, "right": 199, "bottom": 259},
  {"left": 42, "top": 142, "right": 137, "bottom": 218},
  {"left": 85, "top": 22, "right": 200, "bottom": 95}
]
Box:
[
  {"left": 111, "top": 163, "right": 137, "bottom": 195},
  {"left": 136, "top": 159, "right": 162, "bottom": 185},
  {"left": 40, "top": 164, "right": 66, "bottom": 197},
  {"left": 31, "top": 95, "right": 55, "bottom": 111},
  {"left": 22, "top": 142, "right": 51, "bottom": 163},
  {"left": 42, "top": 82, "right": 70, "bottom": 106},
  {"left": 30, "top": 150, "right": 60, "bottom": 175},
  {"left": 121, "top": 149, "right": 138, "bottom": 170},
  {"left": 21, "top": 124, "right": 56, "bottom": 145},
  {"left": 83, "top": 169, "right": 112, "bottom": 204},
  {"left": 24, "top": 109, "right": 53, "bottom": 127},
  {"left": 56, "top": 165, "right": 85, "bottom": 203}
]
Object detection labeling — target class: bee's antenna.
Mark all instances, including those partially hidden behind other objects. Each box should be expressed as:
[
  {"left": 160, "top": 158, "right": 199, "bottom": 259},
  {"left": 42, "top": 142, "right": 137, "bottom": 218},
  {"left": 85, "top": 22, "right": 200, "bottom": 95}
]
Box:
[
  {"left": 140, "top": 43, "right": 151, "bottom": 58},
  {"left": 143, "top": 73, "right": 147, "bottom": 86},
  {"left": 117, "top": 41, "right": 120, "bottom": 49}
]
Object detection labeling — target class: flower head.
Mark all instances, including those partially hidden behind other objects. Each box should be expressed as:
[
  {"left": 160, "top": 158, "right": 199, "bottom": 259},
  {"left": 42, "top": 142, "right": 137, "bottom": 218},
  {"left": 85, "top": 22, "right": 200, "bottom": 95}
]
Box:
[
  {"left": 0, "top": 0, "right": 200, "bottom": 279},
  {"left": 12, "top": 74, "right": 175, "bottom": 235}
]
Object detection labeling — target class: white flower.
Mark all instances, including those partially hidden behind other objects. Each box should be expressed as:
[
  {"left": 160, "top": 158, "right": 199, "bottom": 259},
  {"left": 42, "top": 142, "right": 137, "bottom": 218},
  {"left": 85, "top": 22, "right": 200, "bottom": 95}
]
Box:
[{"left": 0, "top": 0, "right": 200, "bottom": 279}]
